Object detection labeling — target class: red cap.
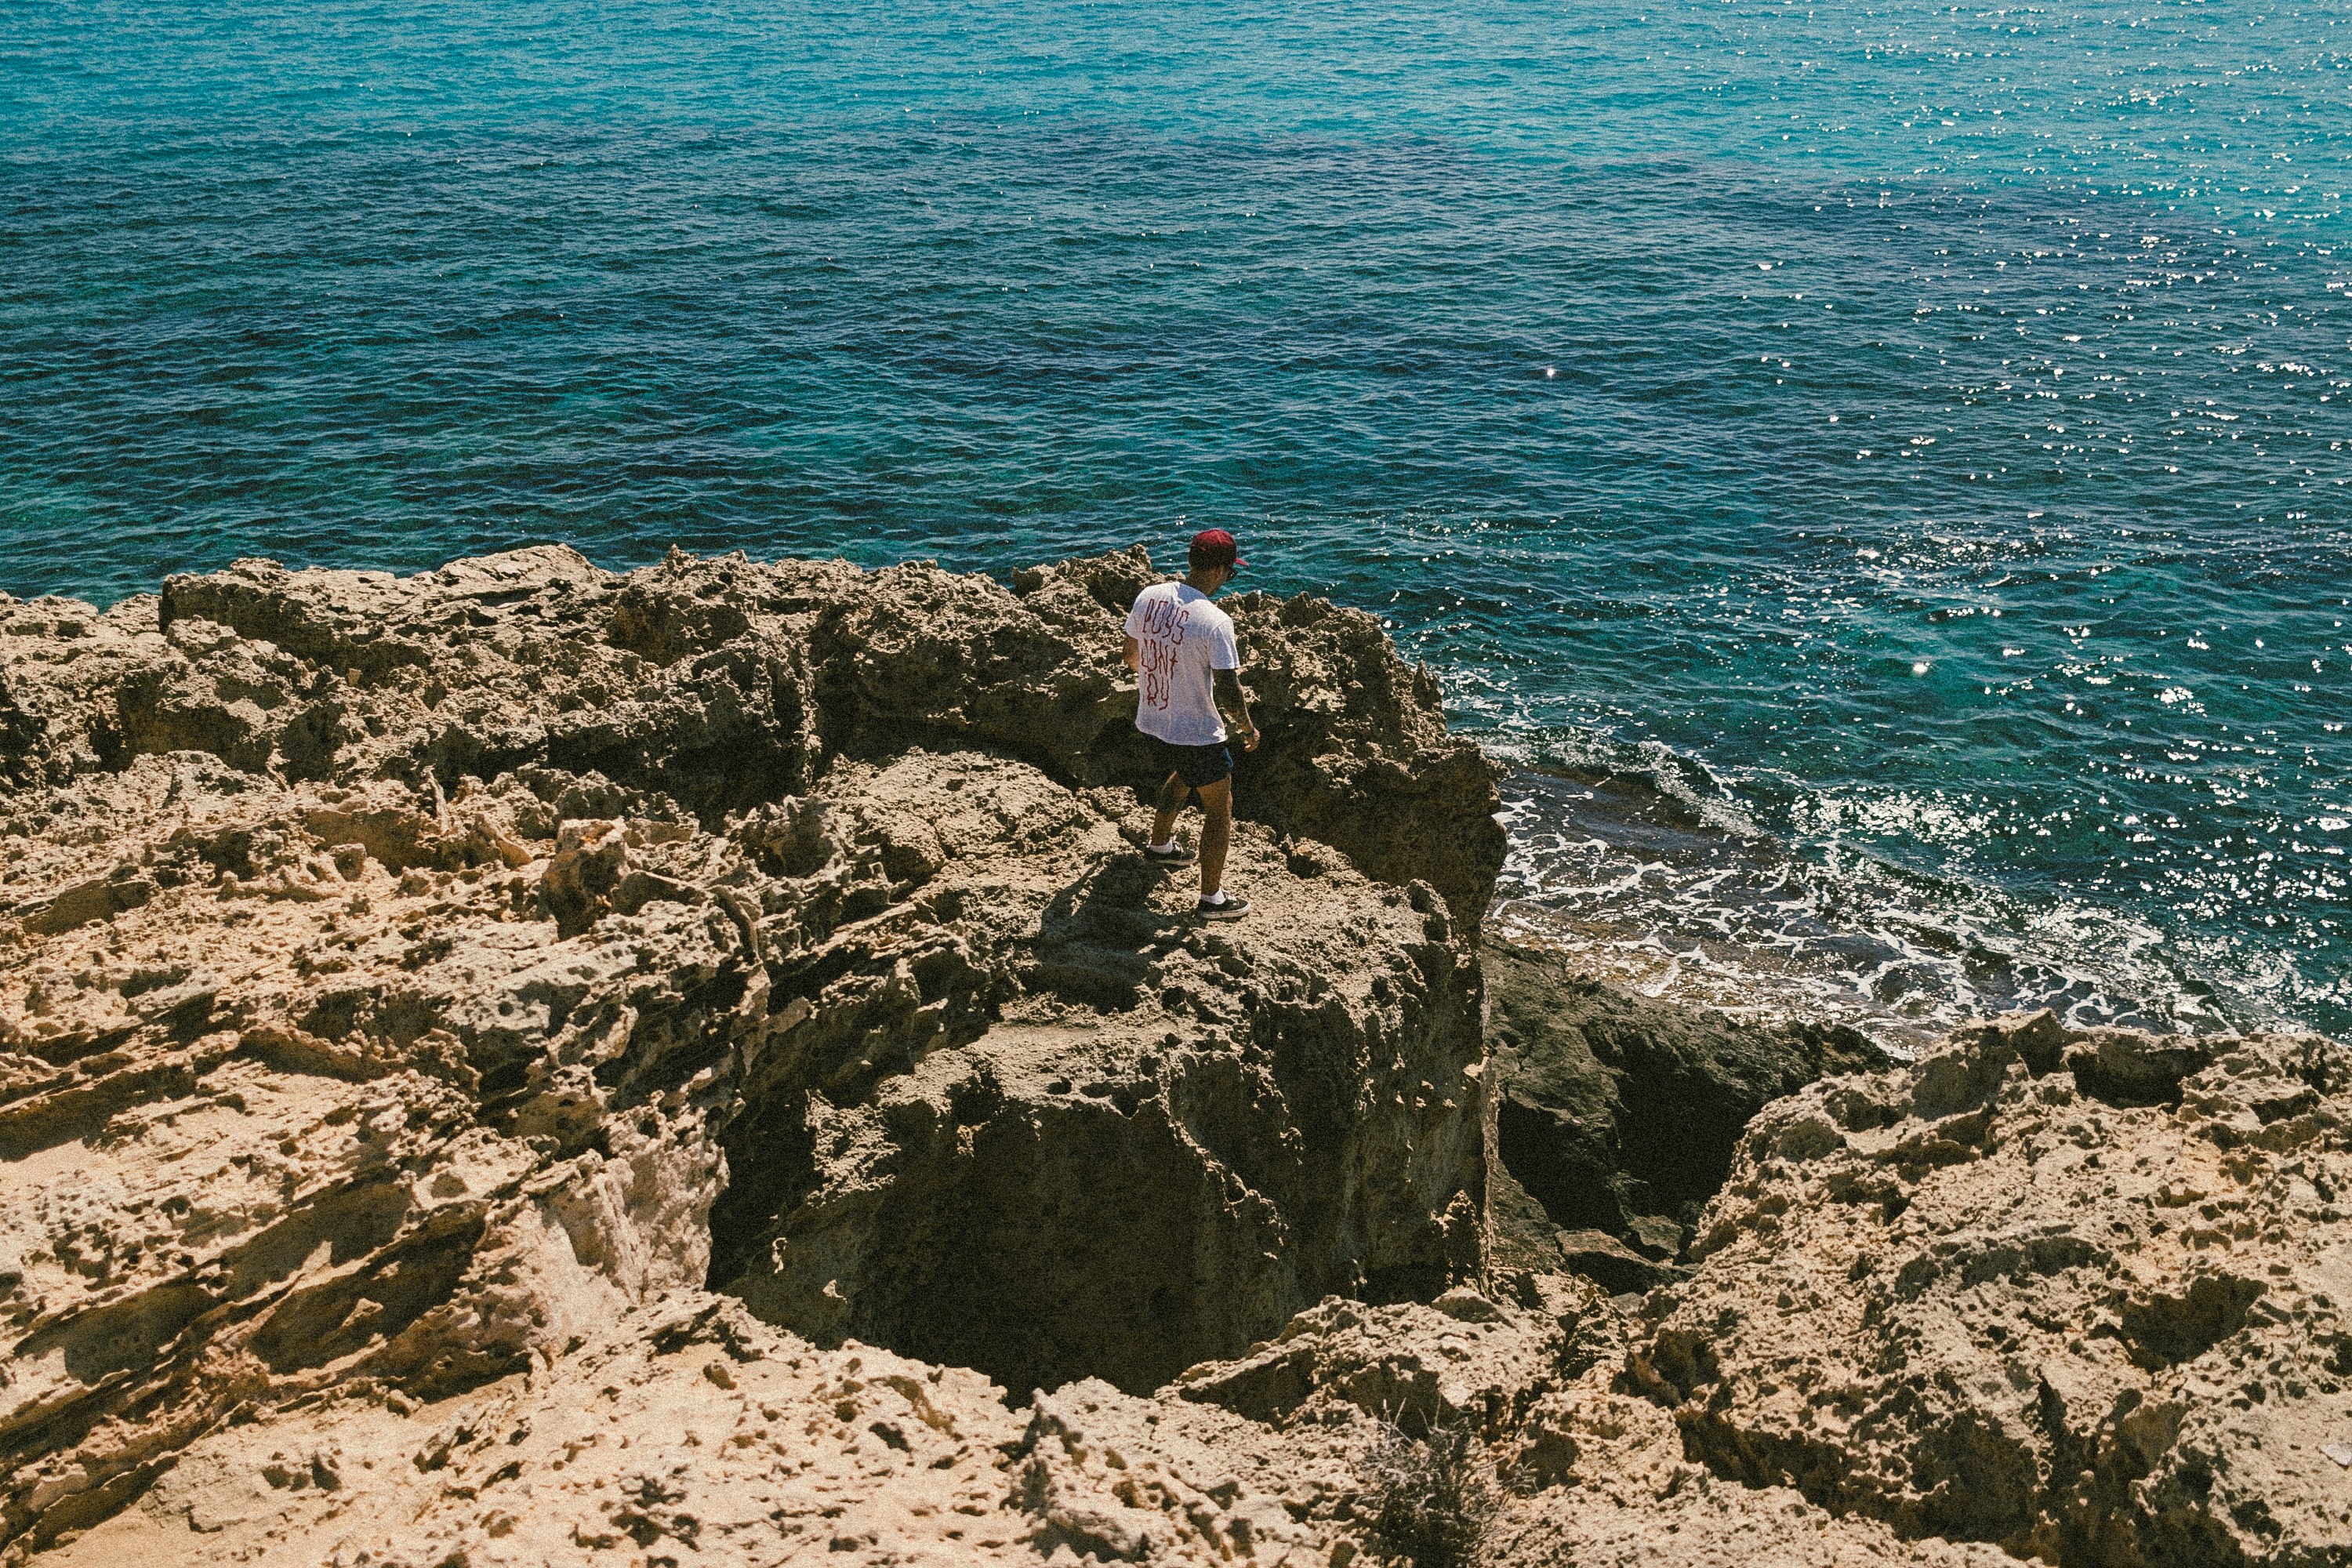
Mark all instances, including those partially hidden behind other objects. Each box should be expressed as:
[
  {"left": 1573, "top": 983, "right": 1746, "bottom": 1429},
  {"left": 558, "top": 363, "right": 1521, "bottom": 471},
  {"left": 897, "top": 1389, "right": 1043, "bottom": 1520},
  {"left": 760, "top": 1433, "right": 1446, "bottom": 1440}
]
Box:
[{"left": 1189, "top": 528, "right": 1245, "bottom": 569}]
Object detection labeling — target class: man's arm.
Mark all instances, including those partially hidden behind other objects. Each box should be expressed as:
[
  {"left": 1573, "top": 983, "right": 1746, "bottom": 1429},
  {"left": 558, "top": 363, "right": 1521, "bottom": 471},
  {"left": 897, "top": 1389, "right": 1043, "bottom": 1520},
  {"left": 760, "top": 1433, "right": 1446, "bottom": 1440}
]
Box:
[
  {"left": 1214, "top": 667, "right": 1259, "bottom": 751},
  {"left": 1123, "top": 634, "right": 1141, "bottom": 672}
]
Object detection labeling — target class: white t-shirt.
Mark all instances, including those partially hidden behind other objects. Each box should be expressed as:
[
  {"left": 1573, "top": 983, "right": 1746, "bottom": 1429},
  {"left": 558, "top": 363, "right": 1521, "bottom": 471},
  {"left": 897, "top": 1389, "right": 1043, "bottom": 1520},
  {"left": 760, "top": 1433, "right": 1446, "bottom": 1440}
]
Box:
[{"left": 1124, "top": 581, "right": 1240, "bottom": 746}]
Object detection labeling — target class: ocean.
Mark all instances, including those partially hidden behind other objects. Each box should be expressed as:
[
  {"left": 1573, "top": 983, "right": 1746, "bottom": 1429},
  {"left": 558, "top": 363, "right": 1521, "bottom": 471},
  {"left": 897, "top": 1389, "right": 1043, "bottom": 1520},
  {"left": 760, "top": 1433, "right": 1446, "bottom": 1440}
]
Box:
[{"left": 5, "top": 0, "right": 2347, "bottom": 1044}]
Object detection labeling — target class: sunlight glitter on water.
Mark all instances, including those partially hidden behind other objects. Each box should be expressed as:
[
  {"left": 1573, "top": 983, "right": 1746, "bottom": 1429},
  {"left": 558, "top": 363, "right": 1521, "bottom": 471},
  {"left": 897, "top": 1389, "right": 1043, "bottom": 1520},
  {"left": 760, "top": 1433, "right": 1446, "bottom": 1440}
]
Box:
[
  {"left": 5, "top": 0, "right": 2349, "bottom": 1040},
  {"left": 1489, "top": 768, "right": 2238, "bottom": 1054}
]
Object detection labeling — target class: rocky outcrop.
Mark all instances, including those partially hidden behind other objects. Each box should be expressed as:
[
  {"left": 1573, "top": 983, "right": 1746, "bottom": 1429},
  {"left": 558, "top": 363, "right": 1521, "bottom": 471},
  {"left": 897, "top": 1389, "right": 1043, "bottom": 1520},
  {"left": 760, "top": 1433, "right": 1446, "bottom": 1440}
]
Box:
[
  {"left": 0, "top": 546, "right": 1497, "bottom": 1558},
  {"left": 1479, "top": 1005, "right": 2352, "bottom": 1568},
  {"left": 1628, "top": 1010, "right": 2352, "bottom": 1566},
  {"left": 707, "top": 750, "right": 1486, "bottom": 1398},
  {"left": 1161, "top": 1275, "right": 2016, "bottom": 1568},
  {"left": 0, "top": 545, "right": 1500, "bottom": 927},
  {"left": 1481, "top": 940, "right": 1883, "bottom": 1286},
  {"left": 5, "top": 546, "right": 2344, "bottom": 1568},
  {"left": 34, "top": 1296, "right": 1358, "bottom": 1568},
  {"left": 31, "top": 1275, "right": 2012, "bottom": 1568}
]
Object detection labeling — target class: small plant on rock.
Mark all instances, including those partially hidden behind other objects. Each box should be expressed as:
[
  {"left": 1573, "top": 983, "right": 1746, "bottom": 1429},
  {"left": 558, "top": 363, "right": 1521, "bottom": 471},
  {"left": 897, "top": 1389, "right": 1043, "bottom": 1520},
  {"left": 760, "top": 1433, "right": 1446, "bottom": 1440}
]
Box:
[{"left": 1356, "top": 1409, "right": 1500, "bottom": 1568}]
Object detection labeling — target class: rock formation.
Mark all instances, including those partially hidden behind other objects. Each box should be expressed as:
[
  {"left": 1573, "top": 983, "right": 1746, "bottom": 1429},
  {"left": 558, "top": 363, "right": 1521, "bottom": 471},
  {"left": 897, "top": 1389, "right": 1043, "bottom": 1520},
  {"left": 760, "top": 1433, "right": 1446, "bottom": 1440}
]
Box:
[
  {"left": 38, "top": 1296, "right": 1359, "bottom": 1567},
  {"left": 0, "top": 546, "right": 1495, "bottom": 1559},
  {"left": 2, "top": 546, "right": 2343, "bottom": 1567},
  {"left": 1482, "top": 940, "right": 1884, "bottom": 1290},
  {"left": 1631, "top": 1010, "right": 2352, "bottom": 1566}
]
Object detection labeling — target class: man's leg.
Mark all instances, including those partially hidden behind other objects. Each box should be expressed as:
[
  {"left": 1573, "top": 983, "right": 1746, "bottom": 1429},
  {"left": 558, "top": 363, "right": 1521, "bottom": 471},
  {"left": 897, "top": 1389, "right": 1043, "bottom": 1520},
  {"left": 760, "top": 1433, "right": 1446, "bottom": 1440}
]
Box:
[
  {"left": 1196, "top": 776, "right": 1232, "bottom": 898},
  {"left": 1150, "top": 771, "right": 1189, "bottom": 848}
]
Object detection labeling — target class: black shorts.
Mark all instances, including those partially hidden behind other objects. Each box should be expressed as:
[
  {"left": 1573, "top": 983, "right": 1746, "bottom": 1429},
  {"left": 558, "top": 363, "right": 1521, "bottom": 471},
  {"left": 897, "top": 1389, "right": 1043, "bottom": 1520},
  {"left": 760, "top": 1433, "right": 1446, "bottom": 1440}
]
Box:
[{"left": 1147, "top": 733, "right": 1233, "bottom": 789}]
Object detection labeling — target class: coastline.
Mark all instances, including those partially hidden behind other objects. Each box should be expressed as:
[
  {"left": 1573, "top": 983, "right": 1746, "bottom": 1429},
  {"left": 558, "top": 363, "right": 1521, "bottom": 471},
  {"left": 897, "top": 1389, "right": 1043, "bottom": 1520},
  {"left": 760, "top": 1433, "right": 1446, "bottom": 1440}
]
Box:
[
  {"left": 9, "top": 557, "right": 2325, "bottom": 1054},
  {"left": 1488, "top": 757, "right": 2289, "bottom": 1056},
  {"left": 2, "top": 547, "right": 2343, "bottom": 1566}
]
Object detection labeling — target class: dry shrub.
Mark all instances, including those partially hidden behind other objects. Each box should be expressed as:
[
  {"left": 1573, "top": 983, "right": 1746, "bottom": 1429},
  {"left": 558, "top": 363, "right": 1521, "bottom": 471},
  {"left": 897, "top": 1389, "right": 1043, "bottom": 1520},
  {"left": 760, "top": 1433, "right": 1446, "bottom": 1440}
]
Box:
[{"left": 1357, "top": 1411, "right": 1500, "bottom": 1568}]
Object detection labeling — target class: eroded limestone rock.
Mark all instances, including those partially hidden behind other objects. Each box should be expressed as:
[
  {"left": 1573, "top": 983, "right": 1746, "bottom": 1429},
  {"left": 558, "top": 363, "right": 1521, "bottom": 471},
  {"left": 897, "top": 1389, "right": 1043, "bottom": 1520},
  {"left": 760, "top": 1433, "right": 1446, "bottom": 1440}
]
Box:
[
  {"left": 2, "top": 543, "right": 1499, "bottom": 924},
  {"left": 1481, "top": 939, "right": 1884, "bottom": 1281},
  {"left": 1631, "top": 1010, "right": 2352, "bottom": 1566},
  {"left": 708, "top": 750, "right": 1486, "bottom": 1397},
  {"left": 34, "top": 1298, "right": 1352, "bottom": 1567},
  {"left": 0, "top": 546, "right": 1499, "bottom": 1557},
  {"left": 5, "top": 547, "right": 2343, "bottom": 1568}
]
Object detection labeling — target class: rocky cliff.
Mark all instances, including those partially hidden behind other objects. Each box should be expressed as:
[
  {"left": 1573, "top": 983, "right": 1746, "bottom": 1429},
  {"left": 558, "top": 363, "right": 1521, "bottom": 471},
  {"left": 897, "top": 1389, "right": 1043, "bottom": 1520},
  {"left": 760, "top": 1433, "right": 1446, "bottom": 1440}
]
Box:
[
  {"left": 1631, "top": 1010, "right": 2352, "bottom": 1566},
  {"left": 2, "top": 547, "right": 2343, "bottom": 1568},
  {"left": 0, "top": 546, "right": 1497, "bottom": 1559}
]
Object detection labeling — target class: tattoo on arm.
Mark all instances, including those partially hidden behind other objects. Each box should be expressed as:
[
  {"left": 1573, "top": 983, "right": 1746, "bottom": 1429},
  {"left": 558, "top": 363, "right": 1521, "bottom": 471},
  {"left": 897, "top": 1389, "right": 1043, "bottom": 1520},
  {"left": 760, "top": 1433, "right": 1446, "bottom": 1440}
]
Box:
[{"left": 1214, "top": 668, "right": 1254, "bottom": 734}]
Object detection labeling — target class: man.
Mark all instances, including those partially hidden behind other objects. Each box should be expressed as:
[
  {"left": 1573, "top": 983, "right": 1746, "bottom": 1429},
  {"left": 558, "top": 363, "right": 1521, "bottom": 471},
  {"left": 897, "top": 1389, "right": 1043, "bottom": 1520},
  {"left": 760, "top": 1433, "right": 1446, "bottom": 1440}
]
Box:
[{"left": 1122, "top": 528, "right": 1261, "bottom": 920}]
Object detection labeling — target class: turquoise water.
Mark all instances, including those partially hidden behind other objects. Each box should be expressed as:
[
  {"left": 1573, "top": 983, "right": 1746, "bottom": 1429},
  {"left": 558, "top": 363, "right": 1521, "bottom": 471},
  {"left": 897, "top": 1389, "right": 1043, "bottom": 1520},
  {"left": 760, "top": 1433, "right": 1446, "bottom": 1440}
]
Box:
[{"left": 5, "top": 0, "right": 2349, "bottom": 1040}]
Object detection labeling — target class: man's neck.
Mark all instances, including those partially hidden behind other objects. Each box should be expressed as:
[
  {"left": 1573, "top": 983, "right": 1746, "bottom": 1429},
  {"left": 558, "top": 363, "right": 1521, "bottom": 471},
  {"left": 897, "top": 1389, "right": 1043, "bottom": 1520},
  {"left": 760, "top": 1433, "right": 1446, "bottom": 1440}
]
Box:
[{"left": 1182, "top": 572, "right": 1219, "bottom": 596}]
